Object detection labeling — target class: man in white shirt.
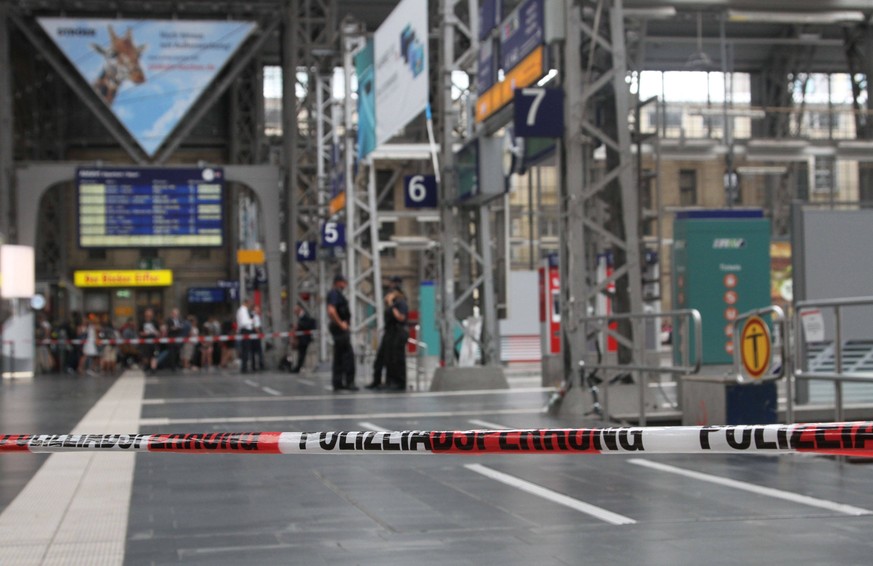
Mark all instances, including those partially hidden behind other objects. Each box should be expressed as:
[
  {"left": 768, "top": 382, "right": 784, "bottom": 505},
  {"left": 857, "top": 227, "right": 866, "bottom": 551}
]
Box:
[{"left": 236, "top": 298, "right": 254, "bottom": 373}]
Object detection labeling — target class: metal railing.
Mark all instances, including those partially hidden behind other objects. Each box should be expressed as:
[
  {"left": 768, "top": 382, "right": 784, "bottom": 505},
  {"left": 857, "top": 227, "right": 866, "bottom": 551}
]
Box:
[
  {"left": 407, "top": 325, "right": 429, "bottom": 391},
  {"left": 731, "top": 305, "right": 788, "bottom": 385},
  {"left": 792, "top": 296, "right": 873, "bottom": 423},
  {"left": 579, "top": 309, "right": 702, "bottom": 425}
]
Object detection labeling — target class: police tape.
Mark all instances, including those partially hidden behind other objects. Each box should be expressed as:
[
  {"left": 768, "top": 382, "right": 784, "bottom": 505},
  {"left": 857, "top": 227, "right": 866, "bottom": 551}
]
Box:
[
  {"left": 36, "top": 330, "right": 316, "bottom": 347},
  {"left": 2, "top": 422, "right": 873, "bottom": 457}
]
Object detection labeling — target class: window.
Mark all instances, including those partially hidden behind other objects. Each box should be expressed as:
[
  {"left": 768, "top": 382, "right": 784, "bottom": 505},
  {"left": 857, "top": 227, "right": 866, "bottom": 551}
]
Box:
[{"left": 679, "top": 170, "right": 697, "bottom": 206}]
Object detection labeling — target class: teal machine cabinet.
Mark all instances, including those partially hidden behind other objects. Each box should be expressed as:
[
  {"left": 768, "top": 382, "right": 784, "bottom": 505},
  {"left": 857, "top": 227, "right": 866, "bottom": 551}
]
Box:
[{"left": 673, "top": 209, "right": 775, "bottom": 424}]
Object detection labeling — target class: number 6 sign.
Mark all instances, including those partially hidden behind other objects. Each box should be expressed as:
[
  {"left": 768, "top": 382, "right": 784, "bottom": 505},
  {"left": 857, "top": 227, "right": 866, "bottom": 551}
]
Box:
[
  {"left": 404, "top": 175, "right": 438, "bottom": 208},
  {"left": 321, "top": 221, "right": 345, "bottom": 248}
]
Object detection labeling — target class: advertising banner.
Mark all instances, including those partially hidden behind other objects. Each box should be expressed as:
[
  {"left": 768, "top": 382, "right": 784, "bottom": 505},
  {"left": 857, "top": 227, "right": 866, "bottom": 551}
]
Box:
[
  {"left": 37, "top": 18, "right": 255, "bottom": 156},
  {"left": 354, "top": 39, "right": 376, "bottom": 159},
  {"left": 373, "top": 0, "right": 428, "bottom": 146}
]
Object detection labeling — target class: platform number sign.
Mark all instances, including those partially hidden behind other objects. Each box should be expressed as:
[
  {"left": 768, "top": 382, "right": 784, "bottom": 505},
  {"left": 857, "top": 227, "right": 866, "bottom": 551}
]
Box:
[
  {"left": 404, "top": 175, "right": 438, "bottom": 208},
  {"left": 321, "top": 221, "right": 345, "bottom": 248},
  {"left": 296, "top": 240, "right": 317, "bottom": 262},
  {"left": 513, "top": 87, "right": 564, "bottom": 138}
]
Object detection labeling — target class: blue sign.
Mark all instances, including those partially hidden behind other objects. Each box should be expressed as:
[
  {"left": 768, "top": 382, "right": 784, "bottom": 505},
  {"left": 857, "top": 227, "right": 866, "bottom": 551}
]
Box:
[
  {"left": 187, "top": 287, "right": 226, "bottom": 304},
  {"left": 77, "top": 167, "right": 224, "bottom": 248},
  {"left": 513, "top": 88, "right": 564, "bottom": 138},
  {"left": 479, "top": 0, "right": 502, "bottom": 40},
  {"left": 296, "top": 240, "right": 317, "bottom": 262},
  {"left": 500, "top": 0, "right": 544, "bottom": 72},
  {"left": 477, "top": 38, "right": 497, "bottom": 94},
  {"left": 404, "top": 175, "right": 438, "bottom": 208},
  {"left": 217, "top": 280, "right": 240, "bottom": 301},
  {"left": 321, "top": 221, "right": 346, "bottom": 248}
]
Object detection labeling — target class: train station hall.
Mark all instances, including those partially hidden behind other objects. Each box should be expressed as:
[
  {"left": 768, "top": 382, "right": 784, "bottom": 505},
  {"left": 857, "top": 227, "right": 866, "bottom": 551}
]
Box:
[{"left": 3, "top": 0, "right": 873, "bottom": 564}]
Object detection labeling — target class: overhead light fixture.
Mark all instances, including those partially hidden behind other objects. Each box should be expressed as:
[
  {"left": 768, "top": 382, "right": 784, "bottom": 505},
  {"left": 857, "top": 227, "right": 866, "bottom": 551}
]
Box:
[
  {"left": 389, "top": 236, "right": 439, "bottom": 250},
  {"left": 624, "top": 7, "right": 677, "bottom": 20},
  {"left": 728, "top": 10, "right": 865, "bottom": 24},
  {"left": 536, "top": 69, "right": 558, "bottom": 87},
  {"left": 736, "top": 166, "right": 788, "bottom": 176},
  {"left": 378, "top": 211, "right": 440, "bottom": 224},
  {"left": 685, "top": 12, "right": 715, "bottom": 71},
  {"left": 691, "top": 107, "right": 766, "bottom": 119}
]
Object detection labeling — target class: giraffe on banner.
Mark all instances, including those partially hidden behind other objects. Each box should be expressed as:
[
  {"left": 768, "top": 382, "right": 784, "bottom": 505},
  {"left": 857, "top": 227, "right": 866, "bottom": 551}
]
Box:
[{"left": 91, "top": 25, "right": 147, "bottom": 104}]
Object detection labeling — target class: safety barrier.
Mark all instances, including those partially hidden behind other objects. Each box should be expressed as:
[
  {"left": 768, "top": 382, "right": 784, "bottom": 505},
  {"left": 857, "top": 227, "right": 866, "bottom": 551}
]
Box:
[
  {"left": 36, "top": 330, "right": 316, "bottom": 347},
  {"left": 792, "top": 296, "right": 873, "bottom": 423},
  {"left": 407, "top": 324, "right": 429, "bottom": 391},
  {"left": 2, "top": 422, "right": 872, "bottom": 456},
  {"left": 579, "top": 309, "right": 702, "bottom": 425}
]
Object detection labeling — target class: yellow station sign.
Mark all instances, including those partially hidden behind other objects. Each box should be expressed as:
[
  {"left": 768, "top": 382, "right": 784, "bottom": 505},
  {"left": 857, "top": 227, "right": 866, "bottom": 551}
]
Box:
[{"left": 74, "top": 270, "right": 173, "bottom": 288}]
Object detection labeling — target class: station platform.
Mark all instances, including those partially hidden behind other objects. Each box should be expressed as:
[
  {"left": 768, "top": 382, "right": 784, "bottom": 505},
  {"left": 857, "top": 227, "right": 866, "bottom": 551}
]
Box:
[{"left": 2, "top": 367, "right": 873, "bottom": 565}]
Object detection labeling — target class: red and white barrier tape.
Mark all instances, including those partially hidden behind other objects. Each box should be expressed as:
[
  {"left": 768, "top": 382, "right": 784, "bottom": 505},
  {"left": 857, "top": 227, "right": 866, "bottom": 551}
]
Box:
[
  {"left": 36, "top": 330, "right": 316, "bottom": 347},
  {"left": 2, "top": 422, "right": 872, "bottom": 456}
]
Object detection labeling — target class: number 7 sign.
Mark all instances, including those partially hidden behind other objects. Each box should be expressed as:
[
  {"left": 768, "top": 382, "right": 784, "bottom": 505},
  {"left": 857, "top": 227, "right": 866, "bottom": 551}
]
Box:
[{"left": 513, "top": 87, "right": 564, "bottom": 138}]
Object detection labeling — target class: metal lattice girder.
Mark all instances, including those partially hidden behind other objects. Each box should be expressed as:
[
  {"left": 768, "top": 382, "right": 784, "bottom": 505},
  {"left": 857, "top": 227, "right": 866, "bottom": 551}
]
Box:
[
  {"left": 341, "top": 23, "right": 383, "bottom": 353},
  {"left": 560, "top": 0, "right": 645, "bottom": 385},
  {"left": 285, "top": 0, "right": 339, "bottom": 362},
  {"left": 438, "top": 0, "right": 502, "bottom": 366}
]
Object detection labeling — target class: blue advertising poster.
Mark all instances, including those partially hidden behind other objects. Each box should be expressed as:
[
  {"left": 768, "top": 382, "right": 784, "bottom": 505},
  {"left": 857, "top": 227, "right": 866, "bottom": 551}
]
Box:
[
  {"left": 77, "top": 167, "right": 224, "bottom": 247},
  {"left": 355, "top": 39, "right": 376, "bottom": 159},
  {"left": 500, "top": 0, "right": 544, "bottom": 72},
  {"left": 37, "top": 18, "right": 255, "bottom": 157}
]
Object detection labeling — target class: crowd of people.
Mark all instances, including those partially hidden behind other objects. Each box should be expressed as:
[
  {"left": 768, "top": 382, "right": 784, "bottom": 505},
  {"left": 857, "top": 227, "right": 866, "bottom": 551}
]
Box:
[
  {"left": 32, "top": 276, "right": 409, "bottom": 389},
  {"left": 34, "top": 307, "right": 254, "bottom": 376}
]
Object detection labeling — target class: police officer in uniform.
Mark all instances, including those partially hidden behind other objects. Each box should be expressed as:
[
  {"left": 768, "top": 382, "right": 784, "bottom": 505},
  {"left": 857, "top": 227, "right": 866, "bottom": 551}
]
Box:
[
  {"left": 327, "top": 274, "right": 357, "bottom": 391},
  {"left": 368, "top": 276, "right": 409, "bottom": 391}
]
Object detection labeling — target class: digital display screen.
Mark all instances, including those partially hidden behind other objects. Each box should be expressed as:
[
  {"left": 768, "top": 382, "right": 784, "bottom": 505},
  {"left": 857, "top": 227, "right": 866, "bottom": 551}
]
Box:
[{"left": 77, "top": 167, "right": 224, "bottom": 248}]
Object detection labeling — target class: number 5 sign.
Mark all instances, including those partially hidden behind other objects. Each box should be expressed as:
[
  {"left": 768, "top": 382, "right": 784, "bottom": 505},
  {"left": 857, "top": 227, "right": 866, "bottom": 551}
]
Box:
[
  {"left": 404, "top": 175, "right": 438, "bottom": 208},
  {"left": 321, "top": 221, "right": 345, "bottom": 248},
  {"left": 513, "top": 87, "right": 564, "bottom": 138}
]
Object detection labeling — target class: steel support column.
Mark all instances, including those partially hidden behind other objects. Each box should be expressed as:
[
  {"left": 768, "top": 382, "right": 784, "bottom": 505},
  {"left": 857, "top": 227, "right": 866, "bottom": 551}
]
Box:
[
  {"left": 561, "top": 0, "right": 645, "bottom": 407},
  {"left": 438, "top": 0, "right": 500, "bottom": 366},
  {"left": 0, "top": 4, "right": 13, "bottom": 242}
]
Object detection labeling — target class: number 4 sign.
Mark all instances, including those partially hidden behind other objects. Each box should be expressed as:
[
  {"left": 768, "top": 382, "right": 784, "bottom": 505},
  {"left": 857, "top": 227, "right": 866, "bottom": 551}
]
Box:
[
  {"left": 321, "top": 221, "right": 345, "bottom": 248},
  {"left": 296, "top": 240, "right": 317, "bottom": 262},
  {"left": 513, "top": 87, "right": 564, "bottom": 138},
  {"left": 404, "top": 175, "right": 438, "bottom": 208}
]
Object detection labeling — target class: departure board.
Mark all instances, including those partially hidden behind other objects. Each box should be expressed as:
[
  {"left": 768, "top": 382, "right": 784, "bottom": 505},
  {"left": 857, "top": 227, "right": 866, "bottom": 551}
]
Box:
[{"left": 77, "top": 167, "right": 224, "bottom": 248}]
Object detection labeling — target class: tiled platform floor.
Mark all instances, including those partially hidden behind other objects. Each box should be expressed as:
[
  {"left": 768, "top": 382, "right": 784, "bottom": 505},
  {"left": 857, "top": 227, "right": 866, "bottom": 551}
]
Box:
[{"left": 2, "top": 368, "right": 873, "bottom": 565}]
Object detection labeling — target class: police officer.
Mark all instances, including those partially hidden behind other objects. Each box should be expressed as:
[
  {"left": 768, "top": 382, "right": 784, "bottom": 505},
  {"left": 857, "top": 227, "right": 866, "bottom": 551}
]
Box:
[
  {"left": 327, "top": 274, "right": 357, "bottom": 391},
  {"left": 368, "top": 276, "right": 409, "bottom": 391}
]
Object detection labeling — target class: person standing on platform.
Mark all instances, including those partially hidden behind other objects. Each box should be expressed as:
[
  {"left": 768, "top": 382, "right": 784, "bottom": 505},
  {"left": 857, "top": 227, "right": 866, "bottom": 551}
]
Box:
[
  {"left": 327, "top": 274, "right": 357, "bottom": 391},
  {"left": 236, "top": 298, "right": 254, "bottom": 373},
  {"left": 251, "top": 304, "right": 265, "bottom": 371},
  {"left": 385, "top": 276, "right": 409, "bottom": 391},
  {"left": 368, "top": 276, "right": 409, "bottom": 391},
  {"left": 290, "top": 303, "right": 316, "bottom": 373}
]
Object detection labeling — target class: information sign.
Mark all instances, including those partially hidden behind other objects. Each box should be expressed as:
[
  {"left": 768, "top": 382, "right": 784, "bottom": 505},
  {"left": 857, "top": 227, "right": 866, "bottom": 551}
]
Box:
[
  {"left": 77, "top": 167, "right": 223, "bottom": 248},
  {"left": 404, "top": 175, "right": 438, "bottom": 208}
]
